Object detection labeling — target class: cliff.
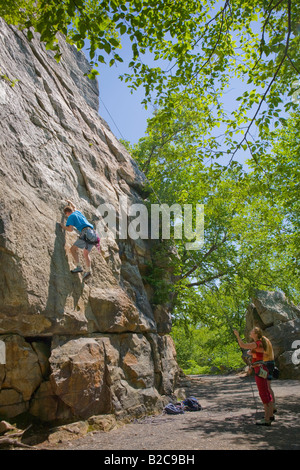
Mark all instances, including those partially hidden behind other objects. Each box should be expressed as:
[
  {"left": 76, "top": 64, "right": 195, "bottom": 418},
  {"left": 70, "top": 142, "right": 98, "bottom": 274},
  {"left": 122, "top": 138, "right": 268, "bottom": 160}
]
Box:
[{"left": 0, "top": 19, "right": 180, "bottom": 422}]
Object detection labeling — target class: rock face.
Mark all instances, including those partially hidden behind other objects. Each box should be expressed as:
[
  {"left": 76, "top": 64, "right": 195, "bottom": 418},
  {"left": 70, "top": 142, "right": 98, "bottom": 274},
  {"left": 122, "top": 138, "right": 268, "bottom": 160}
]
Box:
[
  {"left": 245, "top": 290, "right": 300, "bottom": 380},
  {"left": 0, "top": 19, "right": 179, "bottom": 421}
]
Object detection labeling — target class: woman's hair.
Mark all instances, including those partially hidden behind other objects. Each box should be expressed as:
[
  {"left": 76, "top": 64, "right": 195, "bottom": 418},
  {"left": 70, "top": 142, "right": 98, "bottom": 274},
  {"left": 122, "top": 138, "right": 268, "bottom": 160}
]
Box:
[
  {"left": 252, "top": 326, "right": 268, "bottom": 351},
  {"left": 64, "top": 206, "right": 73, "bottom": 214}
]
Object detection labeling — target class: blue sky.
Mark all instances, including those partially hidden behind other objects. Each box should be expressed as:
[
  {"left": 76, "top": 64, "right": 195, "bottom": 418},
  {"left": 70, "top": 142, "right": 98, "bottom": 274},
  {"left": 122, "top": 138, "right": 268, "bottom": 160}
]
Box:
[
  {"left": 93, "top": 53, "right": 247, "bottom": 154},
  {"left": 79, "top": 10, "right": 297, "bottom": 167},
  {"left": 96, "top": 62, "right": 153, "bottom": 144},
  {"left": 88, "top": 43, "right": 255, "bottom": 168},
  {"left": 93, "top": 54, "right": 253, "bottom": 167},
  {"left": 91, "top": 38, "right": 154, "bottom": 144},
  {"left": 85, "top": 22, "right": 258, "bottom": 149},
  {"left": 85, "top": 24, "right": 286, "bottom": 168}
]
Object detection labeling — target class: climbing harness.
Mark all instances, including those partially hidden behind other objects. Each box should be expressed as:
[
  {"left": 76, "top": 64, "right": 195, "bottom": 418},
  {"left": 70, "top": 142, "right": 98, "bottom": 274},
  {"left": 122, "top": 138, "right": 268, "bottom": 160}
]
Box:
[
  {"left": 79, "top": 227, "right": 101, "bottom": 251},
  {"left": 252, "top": 360, "right": 268, "bottom": 379}
]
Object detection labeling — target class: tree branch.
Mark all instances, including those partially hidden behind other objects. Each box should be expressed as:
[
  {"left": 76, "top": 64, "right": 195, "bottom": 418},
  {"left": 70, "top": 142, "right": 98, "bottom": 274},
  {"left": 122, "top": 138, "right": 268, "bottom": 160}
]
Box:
[
  {"left": 0, "top": 425, "right": 37, "bottom": 450},
  {"left": 228, "top": 0, "right": 292, "bottom": 166},
  {"left": 186, "top": 0, "right": 230, "bottom": 88},
  {"left": 251, "top": 0, "right": 286, "bottom": 71},
  {"left": 179, "top": 231, "right": 228, "bottom": 281},
  {"left": 186, "top": 268, "right": 232, "bottom": 287}
]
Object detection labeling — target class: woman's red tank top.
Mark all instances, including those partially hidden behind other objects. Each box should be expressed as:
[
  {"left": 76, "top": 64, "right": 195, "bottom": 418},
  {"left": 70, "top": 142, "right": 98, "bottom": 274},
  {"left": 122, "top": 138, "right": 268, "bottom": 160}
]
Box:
[{"left": 252, "top": 340, "right": 264, "bottom": 362}]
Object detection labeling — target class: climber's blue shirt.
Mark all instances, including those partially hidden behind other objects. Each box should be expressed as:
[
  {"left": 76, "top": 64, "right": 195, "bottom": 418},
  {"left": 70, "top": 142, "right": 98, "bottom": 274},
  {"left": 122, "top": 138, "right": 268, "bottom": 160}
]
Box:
[{"left": 66, "top": 210, "right": 93, "bottom": 232}]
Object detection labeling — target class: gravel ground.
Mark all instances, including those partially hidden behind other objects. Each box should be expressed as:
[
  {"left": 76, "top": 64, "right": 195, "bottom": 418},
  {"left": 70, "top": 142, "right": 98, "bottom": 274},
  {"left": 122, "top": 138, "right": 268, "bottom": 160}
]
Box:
[{"left": 45, "top": 374, "right": 300, "bottom": 452}]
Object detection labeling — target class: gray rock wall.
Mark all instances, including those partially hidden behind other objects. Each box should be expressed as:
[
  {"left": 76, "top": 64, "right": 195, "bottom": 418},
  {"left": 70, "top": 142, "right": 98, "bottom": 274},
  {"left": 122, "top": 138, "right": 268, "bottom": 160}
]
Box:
[{"left": 0, "top": 19, "right": 179, "bottom": 421}]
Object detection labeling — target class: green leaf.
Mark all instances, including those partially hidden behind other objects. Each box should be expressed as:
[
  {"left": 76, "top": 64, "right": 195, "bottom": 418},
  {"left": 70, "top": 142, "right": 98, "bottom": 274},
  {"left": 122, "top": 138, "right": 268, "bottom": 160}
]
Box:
[
  {"left": 87, "top": 68, "right": 99, "bottom": 79},
  {"left": 109, "top": 37, "right": 120, "bottom": 48},
  {"left": 103, "top": 41, "right": 111, "bottom": 54}
]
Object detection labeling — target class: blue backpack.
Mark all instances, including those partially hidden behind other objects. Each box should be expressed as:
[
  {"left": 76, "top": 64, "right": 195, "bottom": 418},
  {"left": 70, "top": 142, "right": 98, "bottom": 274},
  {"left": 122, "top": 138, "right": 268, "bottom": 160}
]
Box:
[
  {"left": 164, "top": 396, "right": 201, "bottom": 415},
  {"left": 182, "top": 396, "right": 202, "bottom": 412},
  {"left": 164, "top": 402, "right": 185, "bottom": 415}
]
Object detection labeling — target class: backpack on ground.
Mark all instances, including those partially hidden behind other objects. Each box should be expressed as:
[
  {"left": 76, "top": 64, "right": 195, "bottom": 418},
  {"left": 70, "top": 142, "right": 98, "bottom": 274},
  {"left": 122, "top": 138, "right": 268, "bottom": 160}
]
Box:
[
  {"left": 182, "top": 396, "right": 202, "bottom": 411},
  {"left": 164, "top": 396, "right": 202, "bottom": 415},
  {"left": 164, "top": 402, "right": 185, "bottom": 415}
]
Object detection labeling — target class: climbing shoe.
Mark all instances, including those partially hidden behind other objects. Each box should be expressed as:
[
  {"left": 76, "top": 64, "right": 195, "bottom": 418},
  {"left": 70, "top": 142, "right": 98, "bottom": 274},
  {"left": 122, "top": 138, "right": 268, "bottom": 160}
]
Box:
[
  {"left": 256, "top": 419, "right": 271, "bottom": 426},
  {"left": 71, "top": 266, "right": 83, "bottom": 273},
  {"left": 82, "top": 271, "right": 91, "bottom": 280}
]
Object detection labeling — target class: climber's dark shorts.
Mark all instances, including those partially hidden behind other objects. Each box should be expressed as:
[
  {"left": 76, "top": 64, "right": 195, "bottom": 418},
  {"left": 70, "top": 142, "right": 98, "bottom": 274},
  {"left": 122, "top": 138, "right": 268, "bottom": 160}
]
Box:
[{"left": 73, "top": 238, "right": 94, "bottom": 251}]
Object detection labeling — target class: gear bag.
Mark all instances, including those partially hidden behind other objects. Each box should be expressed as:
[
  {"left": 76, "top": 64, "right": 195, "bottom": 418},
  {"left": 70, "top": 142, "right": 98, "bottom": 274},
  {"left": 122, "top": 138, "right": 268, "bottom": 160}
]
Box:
[
  {"left": 164, "top": 403, "right": 185, "bottom": 415},
  {"left": 164, "top": 396, "right": 202, "bottom": 415},
  {"left": 254, "top": 364, "right": 268, "bottom": 379},
  {"left": 182, "top": 396, "right": 202, "bottom": 411}
]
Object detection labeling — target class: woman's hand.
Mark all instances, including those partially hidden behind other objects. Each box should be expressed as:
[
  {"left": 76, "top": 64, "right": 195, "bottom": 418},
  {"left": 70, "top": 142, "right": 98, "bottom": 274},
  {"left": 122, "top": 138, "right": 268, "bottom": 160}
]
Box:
[{"left": 66, "top": 199, "right": 76, "bottom": 211}]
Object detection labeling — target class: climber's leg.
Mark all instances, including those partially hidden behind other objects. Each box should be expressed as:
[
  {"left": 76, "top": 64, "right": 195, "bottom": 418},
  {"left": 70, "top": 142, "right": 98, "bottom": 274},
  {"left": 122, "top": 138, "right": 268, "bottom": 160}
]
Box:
[
  {"left": 70, "top": 244, "right": 80, "bottom": 265},
  {"left": 83, "top": 248, "right": 91, "bottom": 271},
  {"left": 70, "top": 240, "right": 93, "bottom": 277},
  {"left": 70, "top": 244, "right": 83, "bottom": 273},
  {"left": 82, "top": 248, "right": 92, "bottom": 280}
]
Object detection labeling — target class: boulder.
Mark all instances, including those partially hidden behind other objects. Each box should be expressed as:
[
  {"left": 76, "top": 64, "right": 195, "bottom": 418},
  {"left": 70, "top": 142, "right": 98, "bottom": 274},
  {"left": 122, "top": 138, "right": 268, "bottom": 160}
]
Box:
[
  {"left": 246, "top": 290, "right": 300, "bottom": 330},
  {"left": 29, "top": 381, "right": 60, "bottom": 422},
  {"left": 0, "top": 389, "right": 28, "bottom": 418},
  {"left": 87, "top": 414, "right": 117, "bottom": 432},
  {"left": 0, "top": 335, "right": 43, "bottom": 401},
  {"left": 88, "top": 287, "right": 154, "bottom": 333},
  {"left": 49, "top": 337, "right": 111, "bottom": 419}
]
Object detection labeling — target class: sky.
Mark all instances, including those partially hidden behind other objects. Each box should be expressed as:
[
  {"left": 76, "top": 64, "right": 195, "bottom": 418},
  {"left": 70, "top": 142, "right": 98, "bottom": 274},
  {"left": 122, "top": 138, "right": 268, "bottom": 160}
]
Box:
[
  {"left": 81, "top": 17, "right": 260, "bottom": 150},
  {"left": 92, "top": 48, "right": 248, "bottom": 159},
  {"left": 90, "top": 38, "right": 154, "bottom": 145},
  {"left": 82, "top": 19, "right": 293, "bottom": 166},
  {"left": 96, "top": 62, "right": 152, "bottom": 144},
  {"left": 92, "top": 53, "right": 254, "bottom": 168},
  {"left": 85, "top": 41, "right": 257, "bottom": 168},
  {"left": 91, "top": 48, "right": 248, "bottom": 148}
]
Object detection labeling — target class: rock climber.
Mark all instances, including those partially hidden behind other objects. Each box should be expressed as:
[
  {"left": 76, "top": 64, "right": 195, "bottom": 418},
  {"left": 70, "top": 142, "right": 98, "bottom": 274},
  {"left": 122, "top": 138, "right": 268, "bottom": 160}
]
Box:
[
  {"left": 60, "top": 200, "right": 99, "bottom": 280},
  {"left": 234, "top": 327, "right": 274, "bottom": 426}
]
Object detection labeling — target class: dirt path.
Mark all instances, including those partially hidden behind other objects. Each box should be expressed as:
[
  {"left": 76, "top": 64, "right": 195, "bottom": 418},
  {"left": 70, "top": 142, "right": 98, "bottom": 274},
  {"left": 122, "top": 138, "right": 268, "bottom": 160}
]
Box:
[{"left": 46, "top": 374, "right": 300, "bottom": 451}]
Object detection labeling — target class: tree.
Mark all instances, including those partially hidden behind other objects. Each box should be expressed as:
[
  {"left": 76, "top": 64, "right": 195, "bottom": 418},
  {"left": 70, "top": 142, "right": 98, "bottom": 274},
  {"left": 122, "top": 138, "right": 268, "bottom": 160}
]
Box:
[
  {"left": 130, "top": 104, "right": 292, "bottom": 307},
  {"left": 127, "top": 93, "right": 300, "bottom": 375},
  {"left": 247, "top": 110, "right": 300, "bottom": 298}
]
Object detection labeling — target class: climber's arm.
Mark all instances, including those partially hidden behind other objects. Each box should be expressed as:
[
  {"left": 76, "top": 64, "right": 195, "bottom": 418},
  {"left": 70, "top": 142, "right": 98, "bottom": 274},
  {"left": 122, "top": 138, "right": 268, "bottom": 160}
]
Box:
[
  {"left": 233, "top": 330, "right": 257, "bottom": 350},
  {"left": 60, "top": 223, "right": 74, "bottom": 232},
  {"left": 66, "top": 199, "right": 76, "bottom": 211}
]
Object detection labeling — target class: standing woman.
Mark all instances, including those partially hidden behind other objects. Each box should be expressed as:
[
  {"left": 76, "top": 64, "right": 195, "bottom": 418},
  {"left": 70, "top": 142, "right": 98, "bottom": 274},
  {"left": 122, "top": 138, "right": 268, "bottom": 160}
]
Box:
[{"left": 234, "top": 327, "right": 274, "bottom": 426}]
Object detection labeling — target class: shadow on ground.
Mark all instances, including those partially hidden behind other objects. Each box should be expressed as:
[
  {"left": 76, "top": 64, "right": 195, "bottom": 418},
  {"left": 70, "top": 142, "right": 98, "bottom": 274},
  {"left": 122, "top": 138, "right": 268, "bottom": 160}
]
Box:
[
  {"left": 179, "top": 375, "right": 300, "bottom": 450},
  {"left": 29, "top": 374, "right": 300, "bottom": 451}
]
